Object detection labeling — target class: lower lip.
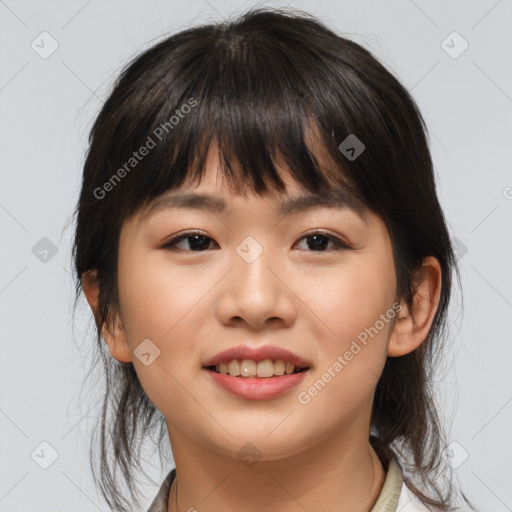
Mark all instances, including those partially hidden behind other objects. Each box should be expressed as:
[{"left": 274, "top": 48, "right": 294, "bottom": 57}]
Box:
[{"left": 204, "top": 368, "right": 310, "bottom": 400}]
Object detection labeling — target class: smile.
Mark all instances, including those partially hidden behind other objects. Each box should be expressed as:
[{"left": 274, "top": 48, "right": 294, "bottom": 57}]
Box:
[
  {"left": 208, "top": 358, "right": 309, "bottom": 378},
  {"left": 204, "top": 363, "right": 311, "bottom": 400}
]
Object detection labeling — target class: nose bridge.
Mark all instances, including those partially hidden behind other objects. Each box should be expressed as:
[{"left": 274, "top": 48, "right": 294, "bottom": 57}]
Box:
[
  {"left": 234, "top": 234, "right": 280, "bottom": 304},
  {"left": 215, "top": 234, "right": 296, "bottom": 328}
]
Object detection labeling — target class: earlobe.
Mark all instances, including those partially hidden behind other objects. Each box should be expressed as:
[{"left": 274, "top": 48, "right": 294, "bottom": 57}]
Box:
[
  {"left": 81, "top": 270, "right": 133, "bottom": 363},
  {"left": 101, "top": 317, "right": 133, "bottom": 363},
  {"left": 388, "top": 256, "right": 442, "bottom": 357}
]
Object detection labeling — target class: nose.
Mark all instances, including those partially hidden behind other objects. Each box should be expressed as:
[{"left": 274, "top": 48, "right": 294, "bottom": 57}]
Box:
[{"left": 214, "top": 243, "right": 297, "bottom": 329}]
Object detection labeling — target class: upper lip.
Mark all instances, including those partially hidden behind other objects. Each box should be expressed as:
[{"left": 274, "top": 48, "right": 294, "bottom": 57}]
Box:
[{"left": 203, "top": 345, "right": 312, "bottom": 369}]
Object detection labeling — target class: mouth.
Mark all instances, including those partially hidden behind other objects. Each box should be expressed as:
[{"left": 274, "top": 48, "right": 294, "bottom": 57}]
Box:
[
  {"left": 203, "top": 359, "right": 311, "bottom": 379},
  {"left": 204, "top": 360, "right": 311, "bottom": 400},
  {"left": 202, "top": 345, "right": 312, "bottom": 379}
]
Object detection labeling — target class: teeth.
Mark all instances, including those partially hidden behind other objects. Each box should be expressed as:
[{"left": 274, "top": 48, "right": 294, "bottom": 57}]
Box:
[
  {"left": 215, "top": 359, "right": 306, "bottom": 378},
  {"left": 273, "top": 360, "right": 286, "bottom": 375},
  {"left": 227, "top": 359, "right": 240, "bottom": 376},
  {"left": 255, "top": 359, "right": 274, "bottom": 377}
]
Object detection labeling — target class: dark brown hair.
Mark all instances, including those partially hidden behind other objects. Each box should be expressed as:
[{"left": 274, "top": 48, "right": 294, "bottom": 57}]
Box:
[{"left": 72, "top": 7, "right": 474, "bottom": 511}]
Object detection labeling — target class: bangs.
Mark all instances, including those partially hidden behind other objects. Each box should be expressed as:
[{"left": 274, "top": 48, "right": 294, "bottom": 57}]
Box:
[
  {"left": 93, "top": 12, "right": 377, "bottom": 224},
  {"left": 133, "top": 94, "right": 368, "bottom": 216}
]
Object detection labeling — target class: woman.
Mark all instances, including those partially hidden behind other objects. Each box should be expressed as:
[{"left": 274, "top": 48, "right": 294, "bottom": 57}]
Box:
[{"left": 73, "top": 7, "right": 474, "bottom": 511}]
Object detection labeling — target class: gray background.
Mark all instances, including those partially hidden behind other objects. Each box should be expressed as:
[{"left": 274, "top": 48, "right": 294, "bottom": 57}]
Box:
[{"left": 1, "top": 0, "right": 511, "bottom": 510}]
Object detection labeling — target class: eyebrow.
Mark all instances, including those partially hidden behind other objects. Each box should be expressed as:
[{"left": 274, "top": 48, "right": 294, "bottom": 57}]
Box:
[{"left": 141, "top": 192, "right": 369, "bottom": 223}]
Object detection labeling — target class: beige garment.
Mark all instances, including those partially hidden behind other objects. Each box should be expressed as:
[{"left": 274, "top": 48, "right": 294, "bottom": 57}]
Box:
[
  {"left": 370, "top": 457, "right": 403, "bottom": 512},
  {"left": 146, "top": 457, "right": 404, "bottom": 512}
]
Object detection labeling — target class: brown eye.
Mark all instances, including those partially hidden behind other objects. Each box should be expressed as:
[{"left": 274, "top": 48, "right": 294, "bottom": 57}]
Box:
[
  {"left": 294, "top": 232, "right": 350, "bottom": 252},
  {"left": 161, "top": 232, "right": 218, "bottom": 251}
]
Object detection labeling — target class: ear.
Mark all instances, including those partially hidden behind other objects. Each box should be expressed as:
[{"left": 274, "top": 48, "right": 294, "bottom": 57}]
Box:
[
  {"left": 81, "top": 269, "right": 132, "bottom": 363},
  {"left": 388, "top": 256, "right": 442, "bottom": 357}
]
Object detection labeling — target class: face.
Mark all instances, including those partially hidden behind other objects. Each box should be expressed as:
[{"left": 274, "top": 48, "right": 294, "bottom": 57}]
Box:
[{"left": 111, "top": 149, "right": 399, "bottom": 461}]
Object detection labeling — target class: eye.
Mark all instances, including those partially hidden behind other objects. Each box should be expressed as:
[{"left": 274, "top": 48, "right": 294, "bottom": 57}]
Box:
[
  {"left": 294, "top": 231, "right": 351, "bottom": 252},
  {"left": 161, "top": 230, "right": 351, "bottom": 252},
  {"left": 161, "top": 231, "right": 218, "bottom": 252}
]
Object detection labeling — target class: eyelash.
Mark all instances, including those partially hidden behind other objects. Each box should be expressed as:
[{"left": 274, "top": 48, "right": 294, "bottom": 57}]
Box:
[{"left": 160, "top": 230, "right": 352, "bottom": 253}]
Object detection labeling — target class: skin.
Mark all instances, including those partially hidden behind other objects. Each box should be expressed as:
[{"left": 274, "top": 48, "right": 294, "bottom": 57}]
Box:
[{"left": 82, "top": 148, "right": 442, "bottom": 512}]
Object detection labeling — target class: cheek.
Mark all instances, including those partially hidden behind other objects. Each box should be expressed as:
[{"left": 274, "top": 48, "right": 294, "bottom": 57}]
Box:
[
  {"left": 295, "top": 265, "right": 395, "bottom": 422},
  {"left": 117, "top": 251, "right": 214, "bottom": 342},
  {"left": 115, "top": 249, "right": 224, "bottom": 386},
  {"left": 297, "top": 251, "right": 396, "bottom": 405},
  {"left": 301, "top": 256, "right": 395, "bottom": 343},
  {"left": 115, "top": 255, "right": 212, "bottom": 418}
]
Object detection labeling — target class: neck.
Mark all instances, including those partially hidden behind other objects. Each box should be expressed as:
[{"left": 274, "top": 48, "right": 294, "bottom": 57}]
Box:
[{"left": 166, "top": 422, "right": 386, "bottom": 512}]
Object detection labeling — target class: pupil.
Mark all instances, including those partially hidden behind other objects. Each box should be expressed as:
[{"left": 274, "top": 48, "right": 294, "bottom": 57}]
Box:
[
  {"left": 308, "top": 235, "right": 328, "bottom": 251},
  {"left": 189, "top": 235, "right": 209, "bottom": 251}
]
